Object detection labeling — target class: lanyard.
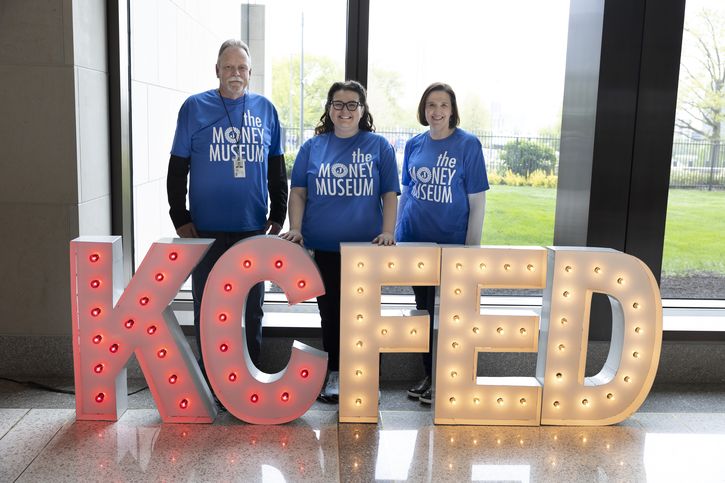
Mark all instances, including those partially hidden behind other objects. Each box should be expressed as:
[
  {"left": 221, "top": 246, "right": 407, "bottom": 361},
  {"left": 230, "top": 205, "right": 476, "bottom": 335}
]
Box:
[{"left": 219, "top": 89, "right": 247, "bottom": 147}]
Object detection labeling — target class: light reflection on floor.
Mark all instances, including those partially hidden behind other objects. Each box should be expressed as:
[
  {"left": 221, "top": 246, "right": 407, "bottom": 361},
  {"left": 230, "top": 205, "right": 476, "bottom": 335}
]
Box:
[{"left": 2, "top": 385, "right": 725, "bottom": 482}]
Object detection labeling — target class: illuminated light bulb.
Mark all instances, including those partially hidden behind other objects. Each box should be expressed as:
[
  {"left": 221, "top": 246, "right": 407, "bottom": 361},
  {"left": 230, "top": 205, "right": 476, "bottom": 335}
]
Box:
[
  {"left": 454, "top": 288, "right": 462, "bottom": 295},
  {"left": 381, "top": 328, "right": 388, "bottom": 336},
  {"left": 617, "top": 277, "right": 624, "bottom": 284},
  {"left": 168, "top": 252, "right": 178, "bottom": 261},
  {"left": 356, "top": 314, "right": 363, "bottom": 321},
  {"left": 300, "top": 369, "right": 309, "bottom": 378},
  {"left": 95, "top": 392, "right": 105, "bottom": 403},
  {"left": 274, "top": 259, "right": 284, "bottom": 269},
  {"left": 356, "top": 287, "right": 364, "bottom": 294},
  {"left": 124, "top": 319, "right": 134, "bottom": 329},
  {"left": 624, "top": 375, "right": 631, "bottom": 383},
  {"left": 91, "top": 307, "right": 101, "bottom": 317},
  {"left": 632, "top": 351, "right": 639, "bottom": 358},
  {"left": 355, "top": 398, "right": 362, "bottom": 406},
  {"left": 179, "top": 398, "right": 189, "bottom": 409},
  {"left": 553, "top": 400, "right": 560, "bottom": 408},
  {"left": 89, "top": 253, "right": 100, "bottom": 263},
  {"left": 410, "top": 328, "right": 417, "bottom": 335},
  {"left": 93, "top": 335, "right": 102, "bottom": 344},
  {"left": 473, "top": 397, "right": 480, "bottom": 405},
  {"left": 560, "top": 317, "right": 568, "bottom": 325},
  {"left": 451, "top": 341, "right": 459, "bottom": 349},
  {"left": 527, "top": 264, "right": 535, "bottom": 271},
  {"left": 109, "top": 343, "right": 119, "bottom": 353},
  {"left": 455, "top": 262, "right": 463, "bottom": 270},
  {"left": 473, "top": 439, "right": 478, "bottom": 445},
  {"left": 450, "top": 371, "right": 458, "bottom": 378},
  {"left": 147, "top": 325, "right": 157, "bottom": 335},
  {"left": 504, "top": 263, "right": 511, "bottom": 271},
  {"left": 90, "top": 279, "right": 101, "bottom": 289},
  {"left": 417, "top": 261, "right": 425, "bottom": 269},
  {"left": 242, "top": 259, "right": 252, "bottom": 269},
  {"left": 497, "top": 398, "right": 504, "bottom": 405},
  {"left": 355, "top": 340, "right": 363, "bottom": 348},
  {"left": 94, "top": 363, "right": 104, "bottom": 374},
  {"left": 496, "top": 327, "right": 503, "bottom": 334},
  {"left": 355, "top": 369, "right": 363, "bottom": 376},
  {"left": 633, "top": 302, "right": 640, "bottom": 309},
  {"left": 219, "top": 343, "right": 229, "bottom": 353},
  {"left": 594, "top": 266, "right": 601, "bottom": 274},
  {"left": 228, "top": 372, "right": 237, "bottom": 382},
  {"left": 520, "top": 398, "right": 527, "bottom": 406},
  {"left": 157, "top": 348, "right": 167, "bottom": 358},
  {"left": 155, "top": 273, "right": 164, "bottom": 282},
  {"left": 582, "top": 398, "right": 589, "bottom": 406},
  {"left": 556, "top": 372, "right": 563, "bottom": 379},
  {"left": 250, "top": 394, "right": 259, "bottom": 403},
  {"left": 387, "top": 261, "right": 395, "bottom": 269},
  {"left": 558, "top": 344, "right": 565, "bottom": 351},
  {"left": 562, "top": 291, "right": 570, "bottom": 298},
  {"left": 357, "top": 261, "right": 364, "bottom": 269},
  {"left": 297, "top": 280, "right": 306, "bottom": 289},
  {"left": 449, "top": 397, "right": 456, "bottom": 405},
  {"left": 472, "top": 327, "right": 480, "bottom": 334},
  {"left": 218, "top": 313, "right": 228, "bottom": 322},
  {"left": 281, "top": 392, "right": 290, "bottom": 402},
  {"left": 139, "top": 296, "right": 149, "bottom": 306},
  {"left": 449, "top": 437, "right": 455, "bottom": 443},
  {"left": 565, "top": 265, "right": 572, "bottom": 272},
  {"left": 607, "top": 393, "right": 614, "bottom": 400},
  {"left": 223, "top": 283, "right": 232, "bottom": 292},
  {"left": 453, "top": 315, "right": 460, "bottom": 323},
  {"left": 479, "top": 262, "right": 486, "bottom": 270},
  {"left": 520, "top": 328, "right": 527, "bottom": 335}
]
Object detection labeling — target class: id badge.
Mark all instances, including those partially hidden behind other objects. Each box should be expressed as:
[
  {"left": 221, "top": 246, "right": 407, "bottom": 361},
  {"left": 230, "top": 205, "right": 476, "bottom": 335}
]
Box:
[{"left": 233, "top": 153, "right": 246, "bottom": 178}]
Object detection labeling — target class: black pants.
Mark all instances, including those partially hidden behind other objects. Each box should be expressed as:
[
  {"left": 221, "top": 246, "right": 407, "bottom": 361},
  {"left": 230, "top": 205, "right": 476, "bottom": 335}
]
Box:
[
  {"left": 313, "top": 250, "right": 341, "bottom": 371},
  {"left": 192, "top": 230, "right": 265, "bottom": 379},
  {"left": 413, "top": 285, "right": 436, "bottom": 377}
]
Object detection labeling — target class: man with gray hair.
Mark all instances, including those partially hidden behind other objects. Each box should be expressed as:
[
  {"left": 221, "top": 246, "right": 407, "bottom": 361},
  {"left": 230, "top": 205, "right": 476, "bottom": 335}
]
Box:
[{"left": 167, "top": 39, "right": 287, "bottom": 383}]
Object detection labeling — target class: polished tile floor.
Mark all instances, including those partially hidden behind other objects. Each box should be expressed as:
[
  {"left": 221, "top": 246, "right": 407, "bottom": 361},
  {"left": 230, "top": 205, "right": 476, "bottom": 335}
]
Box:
[{"left": 1, "top": 379, "right": 725, "bottom": 482}]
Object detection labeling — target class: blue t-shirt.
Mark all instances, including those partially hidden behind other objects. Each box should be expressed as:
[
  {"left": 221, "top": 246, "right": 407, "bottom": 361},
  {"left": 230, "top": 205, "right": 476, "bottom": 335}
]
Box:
[
  {"left": 395, "top": 129, "right": 489, "bottom": 244},
  {"left": 170, "top": 90, "right": 283, "bottom": 232},
  {"left": 291, "top": 131, "right": 400, "bottom": 252}
]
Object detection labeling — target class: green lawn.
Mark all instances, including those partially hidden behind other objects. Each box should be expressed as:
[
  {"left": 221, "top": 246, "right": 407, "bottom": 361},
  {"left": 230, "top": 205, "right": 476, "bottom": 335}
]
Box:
[{"left": 481, "top": 185, "right": 725, "bottom": 275}]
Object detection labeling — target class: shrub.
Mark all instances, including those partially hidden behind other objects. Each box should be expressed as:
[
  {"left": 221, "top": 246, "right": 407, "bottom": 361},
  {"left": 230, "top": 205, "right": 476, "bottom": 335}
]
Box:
[
  {"left": 500, "top": 139, "right": 557, "bottom": 176},
  {"left": 284, "top": 151, "right": 297, "bottom": 177}
]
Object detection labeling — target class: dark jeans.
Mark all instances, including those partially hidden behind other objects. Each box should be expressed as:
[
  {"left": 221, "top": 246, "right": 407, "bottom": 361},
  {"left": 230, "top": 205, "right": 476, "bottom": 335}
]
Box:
[
  {"left": 313, "top": 250, "right": 341, "bottom": 371},
  {"left": 413, "top": 285, "right": 437, "bottom": 377},
  {"left": 192, "top": 230, "right": 265, "bottom": 379}
]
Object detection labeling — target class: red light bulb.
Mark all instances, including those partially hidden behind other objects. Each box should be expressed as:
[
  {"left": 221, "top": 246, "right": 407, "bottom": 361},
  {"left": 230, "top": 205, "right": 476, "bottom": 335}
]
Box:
[
  {"left": 300, "top": 369, "right": 309, "bottom": 378},
  {"left": 179, "top": 398, "right": 189, "bottom": 409},
  {"left": 147, "top": 325, "right": 157, "bottom": 335},
  {"left": 168, "top": 374, "right": 178, "bottom": 384},
  {"left": 95, "top": 392, "right": 105, "bottom": 403},
  {"left": 228, "top": 372, "right": 237, "bottom": 382},
  {"left": 124, "top": 319, "right": 134, "bottom": 329},
  {"left": 93, "top": 334, "right": 102, "bottom": 344},
  {"left": 274, "top": 259, "right": 284, "bottom": 269},
  {"left": 89, "top": 253, "right": 100, "bottom": 263},
  {"left": 218, "top": 313, "right": 227, "bottom": 322},
  {"left": 242, "top": 259, "right": 252, "bottom": 269},
  {"left": 94, "top": 363, "right": 104, "bottom": 374},
  {"left": 157, "top": 348, "right": 167, "bottom": 358},
  {"left": 169, "top": 252, "right": 178, "bottom": 261},
  {"left": 155, "top": 273, "right": 164, "bottom": 282},
  {"left": 219, "top": 343, "right": 229, "bottom": 353},
  {"left": 224, "top": 283, "right": 232, "bottom": 292},
  {"left": 109, "top": 343, "right": 119, "bottom": 353},
  {"left": 90, "top": 279, "right": 101, "bottom": 289},
  {"left": 297, "top": 280, "right": 306, "bottom": 289},
  {"left": 139, "top": 296, "right": 150, "bottom": 306},
  {"left": 281, "top": 392, "right": 290, "bottom": 402},
  {"left": 91, "top": 307, "right": 101, "bottom": 317},
  {"left": 250, "top": 393, "right": 259, "bottom": 403}
]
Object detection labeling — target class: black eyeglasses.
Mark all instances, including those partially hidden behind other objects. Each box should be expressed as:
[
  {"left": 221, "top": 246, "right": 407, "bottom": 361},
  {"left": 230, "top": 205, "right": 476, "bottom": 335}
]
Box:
[{"left": 330, "top": 100, "right": 362, "bottom": 111}]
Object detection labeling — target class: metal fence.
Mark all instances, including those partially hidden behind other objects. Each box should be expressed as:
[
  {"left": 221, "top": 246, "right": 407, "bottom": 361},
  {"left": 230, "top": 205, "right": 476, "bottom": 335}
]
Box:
[{"left": 282, "top": 127, "right": 725, "bottom": 190}]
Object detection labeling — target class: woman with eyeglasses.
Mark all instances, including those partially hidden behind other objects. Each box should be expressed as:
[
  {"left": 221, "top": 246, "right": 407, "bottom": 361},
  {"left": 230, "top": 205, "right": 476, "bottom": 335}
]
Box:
[
  {"left": 396, "top": 82, "right": 489, "bottom": 405},
  {"left": 281, "top": 80, "right": 400, "bottom": 402}
]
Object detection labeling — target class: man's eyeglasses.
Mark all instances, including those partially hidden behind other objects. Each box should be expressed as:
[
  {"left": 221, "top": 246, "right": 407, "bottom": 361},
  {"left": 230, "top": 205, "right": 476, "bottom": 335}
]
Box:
[{"left": 330, "top": 100, "right": 362, "bottom": 111}]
